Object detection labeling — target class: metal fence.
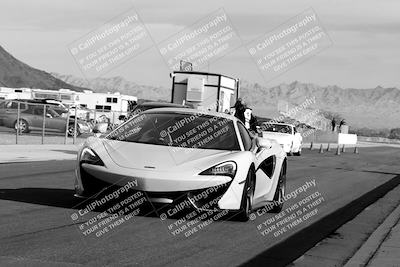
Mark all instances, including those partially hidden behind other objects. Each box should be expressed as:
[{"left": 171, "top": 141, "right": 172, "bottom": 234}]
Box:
[{"left": 0, "top": 100, "right": 126, "bottom": 145}]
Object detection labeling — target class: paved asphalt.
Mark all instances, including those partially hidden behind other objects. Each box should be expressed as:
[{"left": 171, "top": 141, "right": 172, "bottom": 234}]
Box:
[{"left": 0, "top": 146, "right": 399, "bottom": 266}]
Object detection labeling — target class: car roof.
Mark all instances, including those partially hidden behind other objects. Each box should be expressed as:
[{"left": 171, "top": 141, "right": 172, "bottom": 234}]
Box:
[
  {"left": 10, "top": 99, "right": 60, "bottom": 105},
  {"left": 142, "top": 107, "right": 238, "bottom": 121},
  {"left": 139, "top": 102, "right": 190, "bottom": 108}
]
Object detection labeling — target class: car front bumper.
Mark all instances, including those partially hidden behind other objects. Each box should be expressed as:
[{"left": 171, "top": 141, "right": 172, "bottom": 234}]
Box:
[{"left": 74, "top": 164, "right": 234, "bottom": 213}]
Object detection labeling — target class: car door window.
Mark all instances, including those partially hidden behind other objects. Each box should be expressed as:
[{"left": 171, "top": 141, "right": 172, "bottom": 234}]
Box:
[
  {"left": 34, "top": 108, "right": 44, "bottom": 116},
  {"left": 8, "top": 102, "right": 18, "bottom": 109},
  {"left": 237, "top": 122, "right": 252, "bottom": 151}
]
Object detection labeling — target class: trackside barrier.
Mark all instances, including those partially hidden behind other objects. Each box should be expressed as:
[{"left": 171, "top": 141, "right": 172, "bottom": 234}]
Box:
[
  {"left": 0, "top": 99, "right": 130, "bottom": 144},
  {"left": 336, "top": 145, "right": 341, "bottom": 155},
  {"left": 0, "top": 100, "right": 79, "bottom": 145}
]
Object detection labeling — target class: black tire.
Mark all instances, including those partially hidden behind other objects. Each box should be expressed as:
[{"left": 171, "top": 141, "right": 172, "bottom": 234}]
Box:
[
  {"left": 14, "top": 119, "right": 30, "bottom": 133},
  {"left": 294, "top": 147, "right": 302, "bottom": 156},
  {"left": 270, "top": 164, "right": 286, "bottom": 213},
  {"left": 236, "top": 168, "right": 255, "bottom": 221},
  {"left": 68, "top": 124, "right": 81, "bottom": 137}
]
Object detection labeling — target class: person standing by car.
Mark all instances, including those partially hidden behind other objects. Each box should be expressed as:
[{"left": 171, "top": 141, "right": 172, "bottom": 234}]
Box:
[
  {"left": 233, "top": 99, "right": 246, "bottom": 124},
  {"left": 243, "top": 107, "right": 258, "bottom": 133}
]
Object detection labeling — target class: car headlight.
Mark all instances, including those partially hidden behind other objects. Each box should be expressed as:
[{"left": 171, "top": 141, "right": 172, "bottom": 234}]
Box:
[
  {"left": 199, "top": 161, "right": 237, "bottom": 178},
  {"left": 80, "top": 147, "right": 104, "bottom": 166}
]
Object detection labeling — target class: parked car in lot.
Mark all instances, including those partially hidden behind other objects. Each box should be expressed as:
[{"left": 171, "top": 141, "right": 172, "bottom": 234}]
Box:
[
  {"left": 37, "top": 99, "right": 69, "bottom": 116},
  {"left": 74, "top": 108, "right": 287, "bottom": 221},
  {"left": 2, "top": 105, "right": 91, "bottom": 136},
  {"left": 0, "top": 99, "right": 69, "bottom": 125},
  {"left": 20, "top": 99, "right": 69, "bottom": 116},
  {"left": 0, "top": 100, "right": 30, "bottom": 126},
  {"left": 260, "top": 122, "right": 303, "bottom": 156}
]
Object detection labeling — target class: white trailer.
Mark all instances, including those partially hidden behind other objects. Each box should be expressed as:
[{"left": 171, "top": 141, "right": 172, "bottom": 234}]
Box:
[
  {"left": 75, "top": 90, "right": 137, "bottom": 114},
  {"left": 0, "top": 87, "right": 32, "bottom": 100}
]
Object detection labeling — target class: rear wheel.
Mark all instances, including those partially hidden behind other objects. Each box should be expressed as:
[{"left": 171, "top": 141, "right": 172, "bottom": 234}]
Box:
[
  {"left": 270, "top": 164, "right": 286, "bottom": 213},
  {"left": 236, "top": 168, "right": 255, "bottom": 221},
  {"left": 14, "top": 119, "right": 30, "bottom": 133}
]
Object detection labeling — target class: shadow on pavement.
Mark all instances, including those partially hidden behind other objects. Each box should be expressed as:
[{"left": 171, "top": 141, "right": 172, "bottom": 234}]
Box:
[
  {"left": 0, "top": 187, "right": 161, "bottom": 218},
  {"left": 0, "top": 188, "right": 79, "bottom": 209}
]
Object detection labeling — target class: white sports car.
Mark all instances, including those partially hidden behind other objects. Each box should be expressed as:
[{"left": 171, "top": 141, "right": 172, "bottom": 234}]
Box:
[
  {"left": 261, "top": 122, "right": 303, "bottom": 156},
  {"left": 74, "top": 108, "right": 287, "bottom": 221}
]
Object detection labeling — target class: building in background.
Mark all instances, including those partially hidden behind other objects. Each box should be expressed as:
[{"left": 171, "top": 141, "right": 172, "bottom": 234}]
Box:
[{"left": 0, "top": 87, "right": 137, "bottom": 114}]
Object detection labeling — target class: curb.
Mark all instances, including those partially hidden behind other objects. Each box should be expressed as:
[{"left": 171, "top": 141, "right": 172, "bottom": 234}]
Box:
[
  {"left": 344, "top": 195, "right": 400, "bottom": 267},
  {"left": 239, "top": 174, "right": 400, "bottom": 267},
  {"left": 0, "top": 158, "right": 77, "bottom": 164}
]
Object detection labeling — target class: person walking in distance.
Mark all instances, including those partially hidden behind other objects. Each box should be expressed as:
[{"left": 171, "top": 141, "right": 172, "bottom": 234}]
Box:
[{"left": 331, "top": 118, "right": 336, "bottom": 132}]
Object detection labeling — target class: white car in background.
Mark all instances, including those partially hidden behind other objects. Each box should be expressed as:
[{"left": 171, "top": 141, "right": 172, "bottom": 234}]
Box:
[{"left": 261, "top": 122, "right": 302, "bottom": 156}]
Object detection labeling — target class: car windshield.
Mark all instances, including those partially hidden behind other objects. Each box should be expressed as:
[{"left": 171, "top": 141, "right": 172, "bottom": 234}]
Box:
[
  {"left": 107, "top": 112, "right": 241, "bottom": 151},
  {"left": 262, "top": 123, "right": 292, "bottom": 134}
]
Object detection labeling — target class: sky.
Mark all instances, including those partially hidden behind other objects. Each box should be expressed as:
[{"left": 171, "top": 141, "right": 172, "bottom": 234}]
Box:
[{"left": 1, "top": 0, "right": 399, "bottom": 89}]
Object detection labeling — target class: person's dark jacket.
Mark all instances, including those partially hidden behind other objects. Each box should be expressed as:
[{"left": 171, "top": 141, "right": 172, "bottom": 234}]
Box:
[{"left": 234, "top": 105, "right": 246, "bottom": 124}]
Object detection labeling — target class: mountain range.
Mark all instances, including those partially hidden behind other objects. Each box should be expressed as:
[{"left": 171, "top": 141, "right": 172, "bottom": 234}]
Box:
[
  {"left": 0, "top": 45, "right": 86, "bottom": 91},
  {"left": 1, "top": 44, "right": 399, "bottom": 129},
  {"left": 51, "top": 73, "right": 170, "bottom": 101},
  {"left": 52, "top": 73, "right": 400, "bottom": 129}
]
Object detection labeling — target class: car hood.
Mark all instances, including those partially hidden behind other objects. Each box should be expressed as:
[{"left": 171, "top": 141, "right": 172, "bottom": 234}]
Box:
[
  {"left": 101, "top": 139, "right": 235, "bottom": 172},
  {"left": 262, "top": 132, "right": 292, "bottom": 143}
]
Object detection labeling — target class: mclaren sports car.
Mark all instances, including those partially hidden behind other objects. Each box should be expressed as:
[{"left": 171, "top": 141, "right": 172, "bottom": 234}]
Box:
[{"left": 74, "top": 108, "right": 287, "bottom": 221}]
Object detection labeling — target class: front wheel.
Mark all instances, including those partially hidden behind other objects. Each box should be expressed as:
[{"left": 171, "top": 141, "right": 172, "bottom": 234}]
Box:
[
  {"left": 236, "top": 168, "right": 255, "bottom": 221},
  {"left": 14, "top": 119, "right": 30, "bottom": 133}
]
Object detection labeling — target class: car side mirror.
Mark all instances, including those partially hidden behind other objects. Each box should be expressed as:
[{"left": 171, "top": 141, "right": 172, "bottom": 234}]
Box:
[{"left": 256, "top": 137, "right": 272, "bottom": 149}]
